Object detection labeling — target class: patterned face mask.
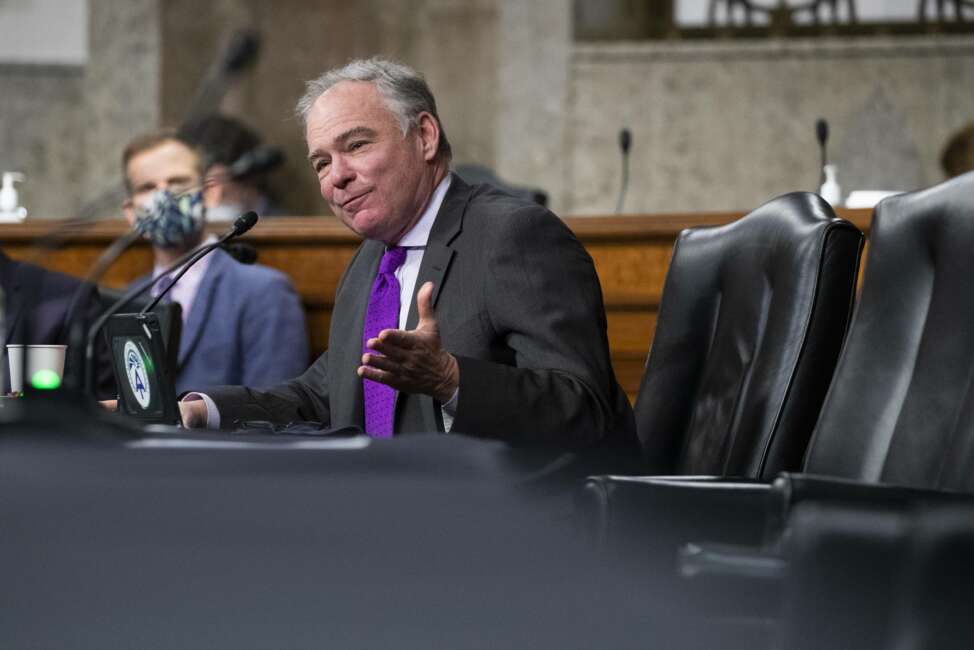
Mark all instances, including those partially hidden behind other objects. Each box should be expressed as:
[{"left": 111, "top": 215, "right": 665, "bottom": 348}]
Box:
[{"left": 134, "top": 189, "right": 205, "bottom": 249}]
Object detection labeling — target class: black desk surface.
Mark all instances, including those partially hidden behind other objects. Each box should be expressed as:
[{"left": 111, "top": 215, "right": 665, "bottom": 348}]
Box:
[{"left": 1, "top": 420, "right": 686, "bottom": 649}]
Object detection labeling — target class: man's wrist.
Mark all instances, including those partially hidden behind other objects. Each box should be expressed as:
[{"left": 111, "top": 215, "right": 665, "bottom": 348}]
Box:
[{"left": 433, "top": 353, "right": 460, "bottom": 403}]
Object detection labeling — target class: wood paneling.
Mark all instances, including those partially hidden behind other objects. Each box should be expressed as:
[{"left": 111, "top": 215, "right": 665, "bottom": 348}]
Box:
[{"left": 1, "top": 209, "right": 872, "bottom": 401}]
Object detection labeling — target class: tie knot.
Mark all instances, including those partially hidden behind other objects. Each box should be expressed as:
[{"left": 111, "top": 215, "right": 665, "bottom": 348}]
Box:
[{"left": 379, "top": 246, "right": 407, "bottom": 275}]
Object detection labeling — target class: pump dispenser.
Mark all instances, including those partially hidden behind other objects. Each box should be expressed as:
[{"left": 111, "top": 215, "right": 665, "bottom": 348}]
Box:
[
  {"left": 819, "top": 164, "right": 842, "bottom": 207},
  {"left": 0, "top": 172, "right": 27, "bottom": 222}
]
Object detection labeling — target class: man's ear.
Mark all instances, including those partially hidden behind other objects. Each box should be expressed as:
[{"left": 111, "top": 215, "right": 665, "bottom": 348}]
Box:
[
  {"left": 416, "top": 112, "right": 441, "bottom": 162},
  {"left": 121, "top": 197, "right": 136, "bottom": 226}
]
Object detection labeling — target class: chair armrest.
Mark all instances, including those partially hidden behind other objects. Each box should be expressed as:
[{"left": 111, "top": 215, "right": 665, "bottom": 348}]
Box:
[
  {"left": 679, "top": 541, "right": 786, "bottom": 580},
  {"left": 766, "top": 473, "right": 974, "bottom": 539},
  {"left": 577, "top": 475, "right": 776, "bottom": 559}
]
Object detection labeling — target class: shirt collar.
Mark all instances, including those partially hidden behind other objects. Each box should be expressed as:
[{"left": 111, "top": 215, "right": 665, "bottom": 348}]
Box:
[
  {"left": 396, "top": 173, "right": 452, "bottom": 248},
  {"left": 153, "top": 233, "right": 219, "bottom": 280}
]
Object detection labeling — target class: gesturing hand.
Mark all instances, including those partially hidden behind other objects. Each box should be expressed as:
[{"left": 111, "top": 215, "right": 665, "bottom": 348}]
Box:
[{"left": 358, "top": 281, "right": 459, "bottom": 403}]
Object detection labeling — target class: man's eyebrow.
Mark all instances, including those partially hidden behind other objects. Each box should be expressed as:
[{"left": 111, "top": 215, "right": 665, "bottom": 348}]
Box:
[
  {"left": 308, "top": 126, "right": 378, "bottom": 161},
  {"left": 336, "top": 126, "right": 377, "bottom": 145}
]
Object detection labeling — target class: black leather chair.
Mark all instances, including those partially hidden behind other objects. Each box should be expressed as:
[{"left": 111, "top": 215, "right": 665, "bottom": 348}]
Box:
[
  {"left": 634, "top": 191, "right": 862, "bottom": 477},
  {"left": 579, "top": 192, "right": 862, "bottom": 549},
  {"left": 453, "top": 164, "right": 548, "bottom": 207},
  {"left": 776, "top": 501, "right": 974, "bottom": 650},
  {"left": 583, "top": 171, "right": 974, "bottom": 574}
]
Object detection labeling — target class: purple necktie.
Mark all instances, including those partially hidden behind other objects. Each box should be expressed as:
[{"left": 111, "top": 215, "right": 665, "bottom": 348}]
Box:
[{"left": 362, "top": 246, "right": 407, "bottom": 437}]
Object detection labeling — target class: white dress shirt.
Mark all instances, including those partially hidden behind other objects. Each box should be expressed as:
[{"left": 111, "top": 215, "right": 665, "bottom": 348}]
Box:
[
  {"left": 151, "top": 235, "right": 218, "bottom": 323},
  {"left": 191, "top": 173, "right": 456, "bottom": 431}
]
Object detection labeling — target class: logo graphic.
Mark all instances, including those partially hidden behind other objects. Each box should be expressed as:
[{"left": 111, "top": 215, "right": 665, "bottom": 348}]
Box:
[{"left": 124, "top": 340, "right": 152, "bottom": 409}]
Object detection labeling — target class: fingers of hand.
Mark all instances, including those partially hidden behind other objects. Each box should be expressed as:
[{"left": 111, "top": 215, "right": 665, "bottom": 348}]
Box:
[
  {"left": 357, "top": 364, "right": 400, "bottom": 389},
  {"left": 361, "top": 352, "right": 399, "bottom": 373},
  {"left": 416, "top": 282, "right": 437, "bottom": 326},
  {"left": 367, "top": 329, "right": 425, "bottom": 357}
]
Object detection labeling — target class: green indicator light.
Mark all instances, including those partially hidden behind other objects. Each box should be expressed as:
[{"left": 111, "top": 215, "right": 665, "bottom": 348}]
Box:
[
  {"left": 143, "top": 353, "right": 155, "bottom": 373},
  {"left": 31, "top": 369, "right": 62, "bottom": 390}
]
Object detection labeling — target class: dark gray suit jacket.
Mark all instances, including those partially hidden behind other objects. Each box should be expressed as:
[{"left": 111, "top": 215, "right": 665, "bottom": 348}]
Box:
[{"left": 205, "top": 177, "right": 636, "bottom": 449}]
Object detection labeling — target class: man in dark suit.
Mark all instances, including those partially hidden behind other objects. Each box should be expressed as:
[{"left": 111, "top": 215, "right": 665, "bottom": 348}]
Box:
[
  {"left": 0, "top": 249, "right": 114, "bottom": 396},
  {"left": 122, "top": 131, "right": 308, "bottom": 393},
  {"left": 181, "top": 58, "right": 635, "bottom": 449}
]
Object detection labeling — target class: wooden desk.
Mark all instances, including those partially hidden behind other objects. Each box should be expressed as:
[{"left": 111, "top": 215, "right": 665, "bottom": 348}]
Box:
[{"left": 0, "top": 209, "right": 872, "bottom": 400}]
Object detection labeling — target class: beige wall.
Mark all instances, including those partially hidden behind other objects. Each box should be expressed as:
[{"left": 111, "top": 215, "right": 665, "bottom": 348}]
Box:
[
  {"left": 2, "top": 1, "right": 972, "bottom": 220},
  {"left": 157, "top": 0, "right": 504, "bottom": 216},
  {"left": 566, "top": 36, "right": 974, "bottom": 215}
]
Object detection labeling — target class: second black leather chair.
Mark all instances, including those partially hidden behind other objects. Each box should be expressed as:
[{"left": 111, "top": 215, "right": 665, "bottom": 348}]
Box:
[
  {"left": 578, "top": 191, "right": 862, "bottom": 552},
  {"left": 635, "top": 192, "right": 862, "bottom": 477},
  {"left": 585, "top": 171, "right": 974, "bottom": 576}
]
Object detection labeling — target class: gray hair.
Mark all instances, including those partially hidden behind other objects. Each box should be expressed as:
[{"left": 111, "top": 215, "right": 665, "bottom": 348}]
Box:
[{"left": 295, "top": 57, "right": 452, "bottom": 161}]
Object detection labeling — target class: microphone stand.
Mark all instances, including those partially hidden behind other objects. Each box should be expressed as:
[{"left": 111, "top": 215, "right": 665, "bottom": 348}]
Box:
[{"left": 83, "top": 211, "right": 259, "bottom": 394}]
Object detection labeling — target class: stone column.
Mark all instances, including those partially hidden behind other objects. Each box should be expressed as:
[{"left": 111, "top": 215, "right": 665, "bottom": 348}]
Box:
[
  {"left": 496, "top": 0, "right": 572, "bottom": 214},
  {"left": 81, "top": 0, "right": 162, "bottom": 217}
]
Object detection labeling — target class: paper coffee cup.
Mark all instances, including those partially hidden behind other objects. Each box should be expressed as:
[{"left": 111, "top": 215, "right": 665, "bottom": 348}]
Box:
[{"left": 6, "top": 344, "right": 67, "bottom": 393}]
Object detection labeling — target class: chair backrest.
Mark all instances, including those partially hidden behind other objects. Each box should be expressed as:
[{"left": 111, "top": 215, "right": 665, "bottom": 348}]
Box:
[
  {"left": 803, "top": 171, "right": 974, "bottom": 491},
  {"left": 636, "top": 192, "right": 863, "bottom": 479},
  {"left": 453, "top": 164, "right": 548, "bottom": 207}
]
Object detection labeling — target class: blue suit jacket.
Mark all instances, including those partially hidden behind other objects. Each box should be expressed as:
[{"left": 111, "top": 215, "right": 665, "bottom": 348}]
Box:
[{"left": 145, "top": 249, "right": 309, "bottom": 394}]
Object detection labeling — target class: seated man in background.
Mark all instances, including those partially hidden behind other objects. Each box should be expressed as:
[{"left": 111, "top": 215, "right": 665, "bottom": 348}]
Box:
[
  {"left": 121, "top": 131, "right": 308, "bottom": 393},
  {"left": 941, "top": 120, "right": 974, "bottom": 178},
  {"left": 180, "top": 58, "right": 636, "bottom": 450},
  {"left": 179, "top": 113, "right": 286, "bottom": 220},
  {"left": 1, "top": 248, "right": 114, "bottom": 396}
]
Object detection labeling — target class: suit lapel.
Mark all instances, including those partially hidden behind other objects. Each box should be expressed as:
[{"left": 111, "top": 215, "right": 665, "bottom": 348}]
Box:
[
  {"left": 329, "top": 241, "right": 383, "bottom": 428},
  {"left": 177, "top": 250, "right": 227, "bottom": 368},
  {"left": 404, "top": 175, "right": 470, "bottom": 330},
  {"left": 400, "top": 176, "right": 472, "bottom": 431}
]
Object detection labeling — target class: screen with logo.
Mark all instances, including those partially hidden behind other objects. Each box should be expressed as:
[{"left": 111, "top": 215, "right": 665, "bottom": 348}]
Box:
[
  {"left": 105, "top": 313, "right": 180, "bottom": 425},
  {"left": 111, "top": 335, "right": 163, "bottom": 417}
]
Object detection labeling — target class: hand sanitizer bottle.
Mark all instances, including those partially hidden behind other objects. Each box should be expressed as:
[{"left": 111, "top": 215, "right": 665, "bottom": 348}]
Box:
[
  {"left": 0, "top": 172, "right": 28, "bottom": 222},
  {"left": 819, "top": 164, "right": 842, "bottom": 207}
]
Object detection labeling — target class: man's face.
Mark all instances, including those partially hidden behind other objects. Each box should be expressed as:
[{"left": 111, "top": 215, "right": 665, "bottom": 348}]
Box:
[
  {"left": 305, "top": 81, "right": 440, "bottom": 244},
  {"left": 122, "top": 140, "right": 204, "bottom": 224}
]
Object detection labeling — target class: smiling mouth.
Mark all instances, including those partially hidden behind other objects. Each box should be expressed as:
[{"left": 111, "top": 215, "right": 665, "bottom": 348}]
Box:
[{"left": 340, "top": 191, "right": 370, "bottom": 212}]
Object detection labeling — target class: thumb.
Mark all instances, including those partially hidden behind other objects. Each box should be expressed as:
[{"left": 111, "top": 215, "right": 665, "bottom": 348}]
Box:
[{"left": 415, "top": 282, "right": 437, "bottom": 328}]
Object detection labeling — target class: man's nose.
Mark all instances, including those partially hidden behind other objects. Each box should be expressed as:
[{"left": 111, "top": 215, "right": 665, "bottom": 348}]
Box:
[{"left": 329, "top": 157, "right": 355, "bottom": 189}]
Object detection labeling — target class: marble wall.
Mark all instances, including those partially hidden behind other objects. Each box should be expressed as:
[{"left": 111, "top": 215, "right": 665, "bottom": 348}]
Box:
[
  {"left": 566, "top": 36, "right": 974, "bottom": 214},
  {"left": 0, "top": 65, "right": 86, "bottom": 218},
  {"left": 2, "top": 1, "right": 973, "bottom": 219},
  {"left": 156, "top": 0, "right": 503, "bottom": 216}
]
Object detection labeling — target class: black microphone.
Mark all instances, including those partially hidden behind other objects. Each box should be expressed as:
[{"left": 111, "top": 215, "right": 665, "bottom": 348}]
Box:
[
  {"left": 620, "top": 128, "right": 632, "bottom": 155},
  {"left": 222, "top": 29, "right": 261, "bottom": 75},
  {"left": 227, "top": 145, "right": 285, "bottom": 179},
  {"left": 229, "top": 209, "right": 259, "bottom": 238},
  {"left": 83, "top": 211, "right": 259, "bottom": 393},
  {"left": 816, "top": 118, "right": 829, "bottom": 187},
  {"left": 616, "top": 128, "right": 632, "bottom": 214},
  {"left": 139, "top": 211, "right": 258, "bottom": 316},
  {"left": 183, "top": 29, "right": 261, "bottom": 124}
]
